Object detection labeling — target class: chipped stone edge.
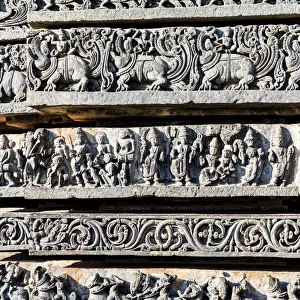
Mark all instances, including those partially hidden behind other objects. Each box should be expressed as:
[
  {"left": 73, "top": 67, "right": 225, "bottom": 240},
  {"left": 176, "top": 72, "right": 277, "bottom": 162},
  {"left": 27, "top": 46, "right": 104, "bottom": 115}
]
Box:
[
  {"left": 0, "top": 102, "right": 38, "bottom": 115},
  {"left": 0, "top": 28, "right": 28, "bottom": 42},
  {"left": 0, "top": 185, "right": 296, "bottom": 199},
  {"left": 26, "top": 90, "right": 300, "bottom": 108},
  {"left": 28, "top": 4, "right": 300, "bottom": 28}
]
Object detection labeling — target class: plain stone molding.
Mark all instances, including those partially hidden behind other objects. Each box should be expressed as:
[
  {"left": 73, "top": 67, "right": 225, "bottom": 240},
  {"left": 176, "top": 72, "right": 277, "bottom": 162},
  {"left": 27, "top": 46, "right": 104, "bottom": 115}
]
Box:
[{"left": 27, "top": 5, "right": 300, "bottom": 27}]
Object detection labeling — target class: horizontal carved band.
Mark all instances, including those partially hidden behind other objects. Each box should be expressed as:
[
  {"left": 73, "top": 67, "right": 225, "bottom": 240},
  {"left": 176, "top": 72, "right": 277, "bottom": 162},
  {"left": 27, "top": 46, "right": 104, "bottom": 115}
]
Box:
[
  {"left": 0, "top": 125, "right": 297, "bottom": 193},
  {"left": 0, "top": 262, "right": 298, "bottom": 300},
  {"left": 26, "top": 25, "right": 300, "bottom": 94},
  {"left": 1, "top": 1, "right": 300, "bottom": 31},
  {"left": 1, "top": 213, "right": 300, "bottom": 257}
]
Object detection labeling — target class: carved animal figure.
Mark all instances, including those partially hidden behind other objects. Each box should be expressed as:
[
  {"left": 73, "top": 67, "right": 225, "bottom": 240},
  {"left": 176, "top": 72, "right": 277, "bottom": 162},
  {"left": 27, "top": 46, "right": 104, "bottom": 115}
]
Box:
[
  {"left": 200, "top": 53, "right": 255, "bottom": 90},
  {"left": 28, "top": 33, "right": 90, "bottom": 92}
]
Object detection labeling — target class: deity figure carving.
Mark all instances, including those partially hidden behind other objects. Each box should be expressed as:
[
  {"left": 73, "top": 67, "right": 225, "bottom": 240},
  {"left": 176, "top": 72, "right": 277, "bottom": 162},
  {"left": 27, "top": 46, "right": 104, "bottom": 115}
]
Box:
[
  {"left": 0, "top": 135, "right": 19, "bottom": 187},
  {"left": 23, "top": 129, "right": 52, "bottom": 186},
  {"left": 287, "top": 276, "right": 300, "bottom": 300},
  {"left": 268, "top": 126, "right": 294, "bottom": 186},
  {"left": 140, "top": 127, "right": 166, "bottom": 185},
  {"left": 231, "top": 275, "right": 250, "bottom": 300},
  {"left": 28, "top": 266, "right": 58, "bottom": 300},
  {"left": 178, "top": 279, "right": 203, "bottom": 300},
  {"left": 170, "top": 126, "right": 194, "bottom": 186},
  {"left": 216, "top": 145, "right": 236, "bottom": 184},
  {"left": 0, "top": 263, "right": 28, "bottom": 300},
  {"left": 116, "top": 129, "right": 135, "bottom": 184},
  {"left": 199, "top": 137, "right": 220, "bottom": 186},
  {"left": 240, "top": 129, "right": 264, "bottom": 186},
  {"left": 47, "top": 136, "right": 71, "bottom": 188},
  {"left": 204, "top": 276, "right": 228, "bottom": 300},
  {"left": 70, "top": 128, "right": 100, "bottom": 187},
  {"left": 266, "top": 276, "right": 287, "bottom": 300},
  {"left": 0, "top": 45, "right": 26, "bottom": 103}
]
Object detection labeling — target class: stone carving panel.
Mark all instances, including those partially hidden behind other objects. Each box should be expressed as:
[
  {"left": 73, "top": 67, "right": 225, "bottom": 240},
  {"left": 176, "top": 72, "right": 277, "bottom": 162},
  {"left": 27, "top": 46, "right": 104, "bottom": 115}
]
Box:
[
  {"left": 0, "top": 124, "right": 296, "bottom": 189},
  {"left": 26, "top": 25, "right": 300, "bottom": 92},
  {"left": 0, "top": 262, "right": 299, "bottom": 300},
  {"left": 1, "top": 213, "right": 300, "bottom": 257}
]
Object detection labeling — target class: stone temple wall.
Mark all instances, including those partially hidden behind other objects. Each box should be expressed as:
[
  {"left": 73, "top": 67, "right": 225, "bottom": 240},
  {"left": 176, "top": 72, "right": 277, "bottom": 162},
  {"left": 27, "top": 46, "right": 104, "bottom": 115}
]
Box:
[{"left": 1, "top": 1, "right": 300, "bottom": 300}]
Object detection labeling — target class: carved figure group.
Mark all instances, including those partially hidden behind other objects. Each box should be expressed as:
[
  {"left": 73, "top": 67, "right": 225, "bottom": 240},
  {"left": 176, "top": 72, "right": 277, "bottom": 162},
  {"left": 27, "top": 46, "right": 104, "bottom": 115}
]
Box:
[
  {"left": 2, "top": 264, "right": 298, "bottom": 300},
  {"left": 0, "top": 125, "right": 295, "bottom": 188}
]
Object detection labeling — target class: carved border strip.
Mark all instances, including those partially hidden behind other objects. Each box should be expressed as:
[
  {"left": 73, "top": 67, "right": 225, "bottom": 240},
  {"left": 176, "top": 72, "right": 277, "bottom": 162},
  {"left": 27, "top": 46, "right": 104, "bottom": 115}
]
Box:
[
  {"left": 1, "top": 213, "right": 300, "bottom": 257},
  {"left": 27, "top": 5, "right": 300, "bottom": 27}
]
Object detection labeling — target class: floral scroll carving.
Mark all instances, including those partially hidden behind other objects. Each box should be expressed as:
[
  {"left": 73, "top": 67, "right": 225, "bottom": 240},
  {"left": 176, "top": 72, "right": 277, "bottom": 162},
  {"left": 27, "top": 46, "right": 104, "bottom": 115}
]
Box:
[{"left": 1, "top": 214, "right": 300, "bottom": 257}]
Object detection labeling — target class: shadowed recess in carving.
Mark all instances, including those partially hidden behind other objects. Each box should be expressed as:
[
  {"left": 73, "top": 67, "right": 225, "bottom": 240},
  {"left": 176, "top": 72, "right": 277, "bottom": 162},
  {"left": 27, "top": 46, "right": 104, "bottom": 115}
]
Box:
[
  {"left": 0, "top": 124, "right": 297, "bottom": 188},
  {"left": 26, "top": 25, "right": 300, "bottom": 93},
  {"left": 0, "top": 262, "right": 299, "bottom": 300},
  {"left": 1, "top": 214, "right": 300, "bottom": 256}
]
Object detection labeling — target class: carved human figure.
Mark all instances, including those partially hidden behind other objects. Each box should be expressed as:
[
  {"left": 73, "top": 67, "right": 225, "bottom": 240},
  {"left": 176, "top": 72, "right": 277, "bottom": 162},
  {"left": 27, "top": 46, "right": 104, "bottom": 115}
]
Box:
[
  {"left": 0, "top": 263, "right": 28, "bottom": 300},
  {"left": 240, "top": 129, "right": 264, "bottom": 186},
  {"left": 178, "top": 279, "right": 203, "bottom": 300},
  {"left": 23, "top": 129, "right": 52, "bottom": 186},
  {"left": 116, "top": 129, "right": 135, "bottom": 184},
  {"left": 98, "top": 153, "right": 119, "bottom": 187},
  {"left": 231, "top": 275, "right": 249, "bottom": 300},
  {"left": 93, "top": 131, "right": 113, "bottom": 167},
  {"left": 128, "top": 272, "right": 153, "bottom": 300},
  {"left": 28, "top": 266, "right": 57, "bottom": 300},
  {"left": 140, "top": 127, "right": 166, "bottom": 185},
  {"left": 0, "top": 135, "right": 19, "bottom": 187},
  {"left": 204, "top": 276, "right": 228, "bottom": 300},
  {"left": 70, "top": 128, "right": 100, "bottom": 187},
  {"left": 199, "top": 137, "right": 220, "bottom": 186},
  {"left": 266, "top": 276, "right": 287, "bottom": 300},
  {"left": 216, "top": 145, "right": 236, "bottom": 184},
  {"left": 170, "top": 126, "right": 193, "bottom": 186},
  {"left": 189, "top": 133, "right": 205, "bottom": 168},
  {"left": 54, "top": 281, "right": 67, "bottom": 300},
  {"left": 47, "top": 136, "right": 71, "bottom": 188},
  {"left": 268, "top": 127, "right": 294, "bottom": 186},
  {"left": 287, "top": 276, "right": 300, "bottom": 300}
]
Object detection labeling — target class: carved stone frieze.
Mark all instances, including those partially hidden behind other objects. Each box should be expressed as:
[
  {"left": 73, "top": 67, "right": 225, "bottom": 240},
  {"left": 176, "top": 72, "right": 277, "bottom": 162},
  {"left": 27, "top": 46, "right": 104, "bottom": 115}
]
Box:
[
  {"left": 0, "top": 124, "right": 297, "bottom": 191},
  {"left": 0, "top": 262, "right": 298, "bottom": 300},
  {"left": 1, "top": 213, "right": 300, "bottom": 257},
  {"left": 26, "top": 25, "right": 300, "bottom": 93}
]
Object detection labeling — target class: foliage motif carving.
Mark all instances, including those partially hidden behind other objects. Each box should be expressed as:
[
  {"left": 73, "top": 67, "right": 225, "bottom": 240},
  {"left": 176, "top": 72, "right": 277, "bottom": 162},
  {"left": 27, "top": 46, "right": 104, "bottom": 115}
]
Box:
[
  {"left": 1, "top": 214, "right": 300, "bottom": 257},
  {"left": 26, "top": 25, "right": 300, "bottom": 92}
]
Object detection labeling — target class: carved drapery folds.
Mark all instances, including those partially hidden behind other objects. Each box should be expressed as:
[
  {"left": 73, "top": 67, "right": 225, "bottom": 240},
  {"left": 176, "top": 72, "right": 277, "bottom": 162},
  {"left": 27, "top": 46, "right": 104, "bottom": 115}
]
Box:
[
  {"left": 26, "top": 25, "right": 300, "bottom": 92},
  {"left": 0, "top": 124, "right": 296, "bottom": 188},
  {"left": 1, "top": 214, "right": 300, "bottom": 256}
]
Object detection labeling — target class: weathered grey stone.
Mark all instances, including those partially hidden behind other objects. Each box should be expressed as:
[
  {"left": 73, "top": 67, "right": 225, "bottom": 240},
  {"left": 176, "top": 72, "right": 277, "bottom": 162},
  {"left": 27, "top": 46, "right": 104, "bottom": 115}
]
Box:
[
  {"left": 0, "top": 258, "right": 298, "bottom": 300},
  {"left": 27, "top": 5, "right": 300, "bottom": 27},
  {"left": 26, "top": 90, "right": 300, "bottom": 107},
  {"left": 1, "top": 212, "right": 300, "bottom": 257}
]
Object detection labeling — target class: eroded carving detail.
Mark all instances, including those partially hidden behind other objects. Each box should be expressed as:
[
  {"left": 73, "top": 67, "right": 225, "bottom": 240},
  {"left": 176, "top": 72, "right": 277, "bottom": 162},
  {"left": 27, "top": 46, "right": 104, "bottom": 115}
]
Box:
[
  {"left": 0, "top": 125, "right": 296, "bottom": 188},
  {"left": 1, "top": 214, "right": 300, "bottom": 256},
  {"left": 27, "top": 25, "right": 300, "bottom": 92}
]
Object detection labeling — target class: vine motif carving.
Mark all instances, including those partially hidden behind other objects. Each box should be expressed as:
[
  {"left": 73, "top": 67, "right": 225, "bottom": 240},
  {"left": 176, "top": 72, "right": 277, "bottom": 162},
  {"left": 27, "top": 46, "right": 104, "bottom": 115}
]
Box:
[{"left": 1, "top": 215, "right": 300, "bottom": 256}]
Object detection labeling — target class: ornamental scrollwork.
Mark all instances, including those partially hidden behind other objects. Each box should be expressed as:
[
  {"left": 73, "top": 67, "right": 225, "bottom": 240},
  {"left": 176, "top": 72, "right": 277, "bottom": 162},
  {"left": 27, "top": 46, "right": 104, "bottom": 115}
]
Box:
[
  {"left": 25, "top": 25, "right": 300, "bottom": 92},
  {"left": 1, "top": 214, "right": 300, "bottom": 256}
]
